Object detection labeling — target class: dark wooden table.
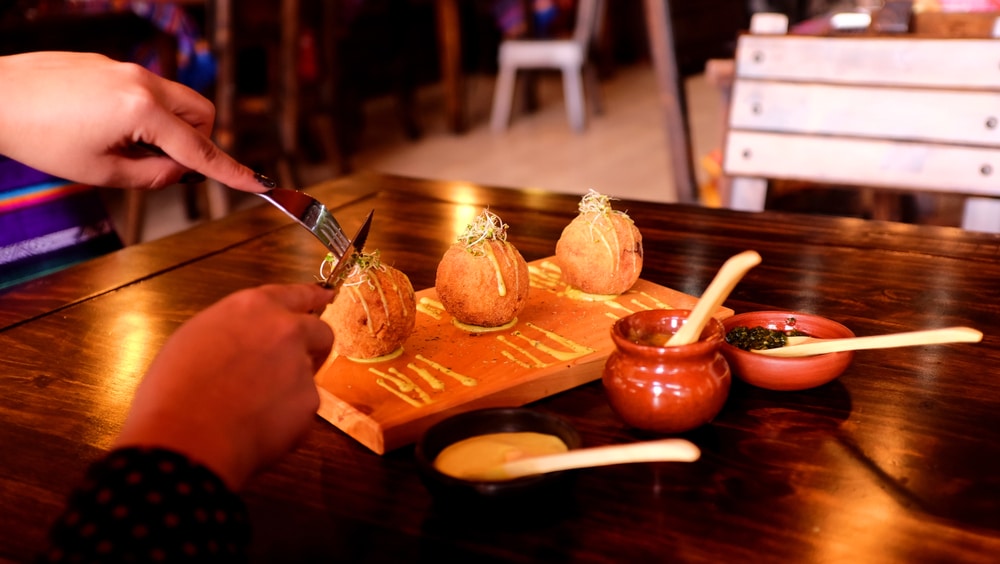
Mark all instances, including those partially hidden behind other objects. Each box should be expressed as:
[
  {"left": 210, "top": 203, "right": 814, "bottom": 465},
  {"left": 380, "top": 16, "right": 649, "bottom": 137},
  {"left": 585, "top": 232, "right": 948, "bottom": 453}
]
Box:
[{"left": 3, "top": 172, "right": 1000, "bottom": 562}]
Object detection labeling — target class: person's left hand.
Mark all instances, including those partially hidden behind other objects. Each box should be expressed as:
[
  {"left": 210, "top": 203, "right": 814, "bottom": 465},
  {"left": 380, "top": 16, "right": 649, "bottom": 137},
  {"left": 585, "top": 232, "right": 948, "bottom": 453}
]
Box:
[{"left": 114, "top": 283, "right": 335, "bottom": 490}]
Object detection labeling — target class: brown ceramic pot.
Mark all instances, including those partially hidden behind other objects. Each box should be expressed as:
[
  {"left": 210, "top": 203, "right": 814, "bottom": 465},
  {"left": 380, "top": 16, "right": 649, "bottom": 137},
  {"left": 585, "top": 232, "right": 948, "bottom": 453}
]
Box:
[{"left": 603, "top": 309, "right": 731, "bottom": 434}]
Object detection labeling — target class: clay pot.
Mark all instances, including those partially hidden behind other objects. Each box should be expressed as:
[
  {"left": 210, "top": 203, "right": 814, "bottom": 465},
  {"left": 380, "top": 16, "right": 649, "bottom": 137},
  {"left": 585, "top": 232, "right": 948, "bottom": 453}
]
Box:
[{"left": 603, "top": 309, "right": 731, "bottom": 433}]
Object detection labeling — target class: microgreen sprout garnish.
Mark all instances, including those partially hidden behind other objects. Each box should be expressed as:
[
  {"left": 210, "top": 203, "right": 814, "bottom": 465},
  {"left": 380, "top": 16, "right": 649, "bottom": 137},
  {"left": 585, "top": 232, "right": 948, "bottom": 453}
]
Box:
[
  {"left": 578, "top": 189, "right": 616, "bottom": 214},
  {"left": 577, "top": 189, "right": 630, "bottom": 239},
  {"left": 318, "top": 250, "right": 385, "bottom": 287},
  {"left": 579, "top": 189, "right": 629, "bottom": 219},
  {"left": 457, "top": 209, "right": 508, "bottom": 255}
]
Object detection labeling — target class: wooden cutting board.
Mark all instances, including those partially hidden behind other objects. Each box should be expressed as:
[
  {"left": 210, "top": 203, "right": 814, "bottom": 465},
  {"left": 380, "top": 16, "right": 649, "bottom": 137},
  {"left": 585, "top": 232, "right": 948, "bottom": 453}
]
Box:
[{"left": 314, "top": 258, "right": 733, "bottom": 454}]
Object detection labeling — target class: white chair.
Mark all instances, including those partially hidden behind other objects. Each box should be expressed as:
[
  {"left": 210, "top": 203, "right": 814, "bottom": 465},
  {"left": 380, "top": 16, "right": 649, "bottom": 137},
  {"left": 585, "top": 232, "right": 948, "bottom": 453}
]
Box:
[
  {"left": 489, "top": 0, "right": 604, "bottom": 133},
  {"left": 719, "top": 13, "right": 1000, "bottom": 233}
]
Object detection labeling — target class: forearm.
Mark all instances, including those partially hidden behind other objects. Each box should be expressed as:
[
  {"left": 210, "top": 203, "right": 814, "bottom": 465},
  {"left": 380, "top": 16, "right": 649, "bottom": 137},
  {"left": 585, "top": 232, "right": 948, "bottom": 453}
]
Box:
[
  {"left": 0, "top": 51, "right": 263, "bottom": 192},
  {"left": 0, "top": 53, "right": 38, "bottom": 160}
]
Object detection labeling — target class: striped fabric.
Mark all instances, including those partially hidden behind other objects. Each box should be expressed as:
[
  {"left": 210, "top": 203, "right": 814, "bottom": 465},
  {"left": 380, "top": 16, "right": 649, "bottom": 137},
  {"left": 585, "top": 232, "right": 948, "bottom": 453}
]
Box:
[{"left": 0, "top": 157, "right": 122, "bottom": 291}]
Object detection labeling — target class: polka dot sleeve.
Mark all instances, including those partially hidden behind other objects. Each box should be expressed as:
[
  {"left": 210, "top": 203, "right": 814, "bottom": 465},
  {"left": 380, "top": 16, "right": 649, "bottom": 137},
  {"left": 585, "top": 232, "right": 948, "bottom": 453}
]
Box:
[{"left": 39, "top": 447, "right": 250, "bottom": 563}]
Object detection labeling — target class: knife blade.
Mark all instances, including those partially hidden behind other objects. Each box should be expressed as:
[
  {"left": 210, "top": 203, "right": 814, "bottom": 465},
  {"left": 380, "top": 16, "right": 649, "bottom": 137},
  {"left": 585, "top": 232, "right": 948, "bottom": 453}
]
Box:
[{"left": 321, "top": 210, "right": 374, "bottom": 292}]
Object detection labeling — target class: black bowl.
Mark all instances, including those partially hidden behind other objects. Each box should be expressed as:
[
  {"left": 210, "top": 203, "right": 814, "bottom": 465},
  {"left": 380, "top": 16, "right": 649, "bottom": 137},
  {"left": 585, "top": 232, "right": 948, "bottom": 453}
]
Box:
[{"left": 415, "top": 407, "right": 582, "bottom": 508}]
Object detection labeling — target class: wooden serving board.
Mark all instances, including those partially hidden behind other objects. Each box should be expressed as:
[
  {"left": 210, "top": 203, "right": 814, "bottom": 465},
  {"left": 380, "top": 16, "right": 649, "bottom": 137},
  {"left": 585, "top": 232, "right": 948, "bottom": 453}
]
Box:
[{"left": 314, "top": 258, "right": 733, "bottom": 454}]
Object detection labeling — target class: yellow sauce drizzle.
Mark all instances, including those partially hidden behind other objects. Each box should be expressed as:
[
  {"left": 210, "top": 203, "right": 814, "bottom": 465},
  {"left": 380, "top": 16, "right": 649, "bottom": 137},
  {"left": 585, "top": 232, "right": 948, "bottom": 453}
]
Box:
[
  {"left": 370, "top": 366, "right": 415, "bottom": 392},
  {"left": 370, "top": 276, "right": 390, "bottom": 321},
  {"left": 524, "top": 322, "right": 595, "bottom": 355},
  {"left": 374, "top": 379, "right": 423, "bottom": 408},
  {"left": 346, "top": 347, "right": 405, "bottom": 363},
  {"left": 452, "top": 317, "right": 518, "bottom": 333},
  {"left": 417, "top": 297, "right": 445, "bottom": 320},
  {"left": 565, "top": 286, "right": 618, "bottom": 302},
  {"left": 591, "top": 216, "right": 618, "bottom": 270},
  {"left": 605, "top": 312, "right": 620, "bottom": 321},
  {"left": 496, "top": 322, "right": 595, "bottom": 368},
  {"left": 392, "top": 276, "right": 413, "bottom": 320},
  {"left": 539, "top": 260, "right": 561, "bottom": 274},
  {"left": 637, "top": 291, "right": 672, "bottom": 309},
  {"left": 515, "top": 322, "right": 595, "bottom": 361},
  {"left": 497, "top": 335, "right": 549, "bottom": 368},
  {"left": 528, "top": 263, "right": 563, "bottom": 290},
  {"left": 631, "top": 299, "right": 654, "bottom": 311},
  {"left": 603, "top": 300, "right": 636, "bottom": 315},
  {"left": 415, "top": 354, "right": 478, "bottom": 386},
  {"left": 500, "top": 350, "right": 533, "bottom": 368},
  {"left": 346, "top": 286, "right": 376, "bottom": 336},
  {"left": 370, "top": 367, "right": 433, "bottom": 406},
  {"left": 484, "top": 243, "right": 507, "bottom": 297},
  {"left": 404, "top": 363, "right": 444, "bottom": 391}
]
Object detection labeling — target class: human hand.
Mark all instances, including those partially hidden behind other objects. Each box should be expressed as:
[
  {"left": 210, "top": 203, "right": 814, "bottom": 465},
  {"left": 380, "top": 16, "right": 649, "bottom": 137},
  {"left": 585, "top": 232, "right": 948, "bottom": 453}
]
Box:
[
  {"left": 115, "top": 284, "right": 335, "bottom": 491},
  {"left": 0, "top": 51, "right": 268, "bottom": 192}
]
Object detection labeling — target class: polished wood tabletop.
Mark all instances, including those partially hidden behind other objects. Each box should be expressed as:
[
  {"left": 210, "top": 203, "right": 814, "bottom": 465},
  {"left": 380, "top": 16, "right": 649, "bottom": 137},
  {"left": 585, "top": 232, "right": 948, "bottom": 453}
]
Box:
[{"left": 2, "top": 172, "right": 1000, "bottom": 562}]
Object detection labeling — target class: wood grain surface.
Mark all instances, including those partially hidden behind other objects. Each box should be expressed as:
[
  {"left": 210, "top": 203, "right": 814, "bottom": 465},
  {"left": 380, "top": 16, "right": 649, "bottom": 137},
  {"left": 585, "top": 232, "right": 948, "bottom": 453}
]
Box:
[{"left": 2, "top": 172, "right": 999, "bottom": 563}]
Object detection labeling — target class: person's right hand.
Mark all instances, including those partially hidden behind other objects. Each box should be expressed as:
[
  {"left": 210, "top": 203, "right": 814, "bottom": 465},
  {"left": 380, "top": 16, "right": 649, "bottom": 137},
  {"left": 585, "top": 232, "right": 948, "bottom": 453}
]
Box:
[
  {"left": 114, "top": 284, "right": 335, "bottom": 491},
  {"left": 0, "top": 51, "right": 268, "bottom": 193}
]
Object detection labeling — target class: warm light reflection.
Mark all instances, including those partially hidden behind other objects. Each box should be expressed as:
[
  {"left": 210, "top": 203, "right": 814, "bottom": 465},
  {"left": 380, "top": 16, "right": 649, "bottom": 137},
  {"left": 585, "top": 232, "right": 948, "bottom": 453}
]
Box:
[
  {"left": 86, "top": 307, "right": 159, "bottom": 449},
  {"left": 109, "top": 310, "right": 158, "bottom": 378},
  {"left": 443, "top": 182, "right": 482, "bottom": 205},
  {"left": 447, "top": 183, "right": 485, "bottom": 241},
  {"left": 811, "top": 428, "right": 913, "bottom": 562},
  {"left": 450, "top": 204, "right": 482, "bottom": 240}
]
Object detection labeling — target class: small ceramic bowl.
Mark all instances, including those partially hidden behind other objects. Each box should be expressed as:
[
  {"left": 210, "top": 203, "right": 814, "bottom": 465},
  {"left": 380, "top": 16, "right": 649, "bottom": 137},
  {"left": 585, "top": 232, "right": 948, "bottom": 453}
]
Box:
[
  {"left": 603, "top": 309, "right": 731, "bottom": 434},
  {"left": 720, "top": 310, "right": 855, "bottom": 391},
  {"left": 414, "top": 407, "right": 582, "bottom": 508}
]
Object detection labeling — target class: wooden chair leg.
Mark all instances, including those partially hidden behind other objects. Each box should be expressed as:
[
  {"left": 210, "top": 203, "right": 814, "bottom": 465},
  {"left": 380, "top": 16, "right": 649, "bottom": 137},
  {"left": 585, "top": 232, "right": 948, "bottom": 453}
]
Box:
[
  {"left": 728, "top": 177, "right": 768, "bottom": 212},
  {"left": 562, "top": 66, "right": 586, "bottom": 133},
  {"left": 204, "top": 181, "right": 230, "bottom": 220},
  {"left": 491, "top": 64, "right": 517, "bottom": 132},
  {"left": 123, "top": 190, "right": 146, "bottom": 245},
  {"left": 962, "top": 196, "right": 1000, "bottom": 233}
]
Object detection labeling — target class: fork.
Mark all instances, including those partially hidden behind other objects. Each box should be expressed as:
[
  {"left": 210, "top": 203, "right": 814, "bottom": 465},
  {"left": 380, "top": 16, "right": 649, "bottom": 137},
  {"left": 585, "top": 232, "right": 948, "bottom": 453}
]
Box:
[
  {"left": 257, "top": 188, "right": 352, "bottom": 257},
  {"left": 127, "top": 142, "right": 354, "bottom": 256}
]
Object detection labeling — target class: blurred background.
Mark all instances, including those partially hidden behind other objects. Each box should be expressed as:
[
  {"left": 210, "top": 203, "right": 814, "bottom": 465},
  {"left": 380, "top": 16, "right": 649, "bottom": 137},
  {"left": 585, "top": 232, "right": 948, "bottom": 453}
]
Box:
[{"left": 0, "top": 0, "right": 980, "bottom": 244}]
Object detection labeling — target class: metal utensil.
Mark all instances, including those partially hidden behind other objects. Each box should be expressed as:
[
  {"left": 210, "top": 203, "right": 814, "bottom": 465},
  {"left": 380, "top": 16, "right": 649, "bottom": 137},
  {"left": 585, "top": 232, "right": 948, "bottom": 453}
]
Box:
[
  {"left": 320, "top": 210, "right": 374, "bottom": 291},
  {"left": 257, "top": 188, "right": 353, "bottom": 257}
]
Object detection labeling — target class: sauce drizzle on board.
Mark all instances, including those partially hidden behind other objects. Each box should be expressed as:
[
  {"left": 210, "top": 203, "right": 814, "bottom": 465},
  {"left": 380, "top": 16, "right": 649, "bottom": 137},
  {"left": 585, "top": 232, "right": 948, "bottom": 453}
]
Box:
[{"left": 313, "top": 257, "right": 734, "bottom": 454}]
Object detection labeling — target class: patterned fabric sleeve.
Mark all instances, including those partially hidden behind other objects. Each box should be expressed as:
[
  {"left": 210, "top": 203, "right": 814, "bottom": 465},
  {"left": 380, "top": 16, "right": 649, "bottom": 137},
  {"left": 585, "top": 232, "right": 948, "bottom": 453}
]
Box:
[{"left": 38, "top": 447, "right": 251, "bottom": 563}]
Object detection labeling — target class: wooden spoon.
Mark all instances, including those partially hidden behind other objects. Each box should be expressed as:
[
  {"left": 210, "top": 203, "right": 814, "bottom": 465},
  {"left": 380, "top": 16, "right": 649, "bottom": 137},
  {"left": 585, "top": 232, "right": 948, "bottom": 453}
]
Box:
[
  {"left": 667, "top": 250, "right": 762, "bottom": 346},
  {"left": 462, "top": 439, "right": 701, "bottom": 482},
  {"left": 751, "top": 326, "right": 983, "bottom": 358}
]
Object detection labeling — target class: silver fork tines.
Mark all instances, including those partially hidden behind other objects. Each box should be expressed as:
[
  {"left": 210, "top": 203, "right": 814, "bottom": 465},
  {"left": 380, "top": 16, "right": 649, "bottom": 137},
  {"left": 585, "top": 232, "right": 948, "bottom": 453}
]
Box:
[{"left": 257, "top": 188, "right": 351, "bottom": 257}]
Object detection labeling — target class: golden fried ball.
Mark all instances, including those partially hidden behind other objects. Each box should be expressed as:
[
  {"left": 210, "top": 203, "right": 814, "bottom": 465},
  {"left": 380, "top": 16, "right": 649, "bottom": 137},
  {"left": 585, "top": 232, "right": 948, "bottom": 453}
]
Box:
[
  {"left": 321, "top": 260, "right": 416, "bottom": 359},
  {"left": 555, "top": 208, "right": 643, "bottom": 295},
  {"left": 435, "top": 239, "right": 530, "bottom": 328}
]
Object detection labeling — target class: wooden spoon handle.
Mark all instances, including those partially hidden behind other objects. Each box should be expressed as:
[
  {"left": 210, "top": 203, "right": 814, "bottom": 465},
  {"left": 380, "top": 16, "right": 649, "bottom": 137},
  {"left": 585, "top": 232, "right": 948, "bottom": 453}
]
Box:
[
  {"left": 667, "top": 251, "right": 762, "bottom": 346},
  {"left": 499, "top": 439, "right": 701, "bottom": 480},
  {"left": 753, "top": 326, "right": 983, "bottom": 358}
]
